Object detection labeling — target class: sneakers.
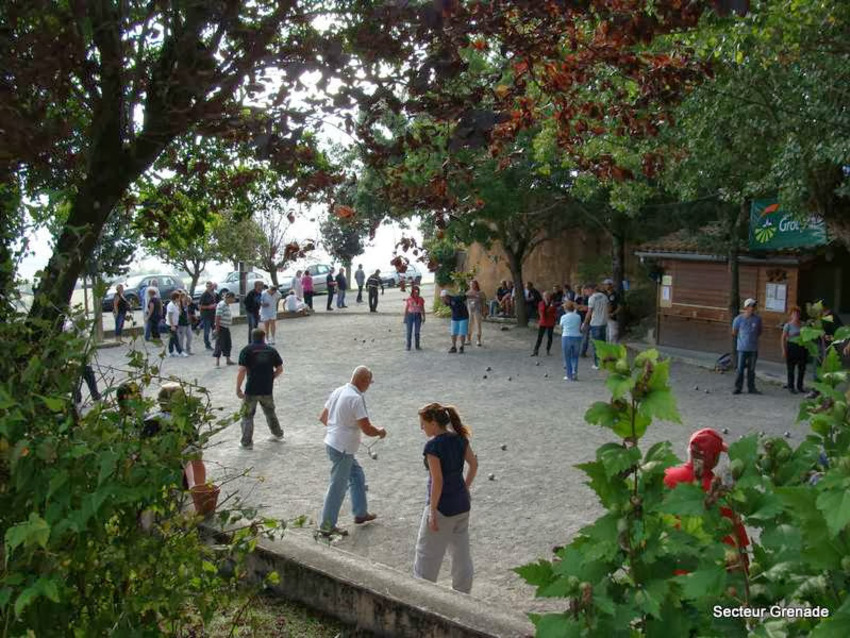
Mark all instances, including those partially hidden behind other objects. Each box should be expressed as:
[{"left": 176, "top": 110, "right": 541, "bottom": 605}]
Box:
[
  {"left": 530, "top": 351, "right": 538, "bottom": 357},
  {"left": 591, "top": 365, "right": 599, "bottom": 370},
  {"left": 270, "top": 433, "right": 284, "bottom": 442},
  {"left": 240, "top": 442, "right": 253, "bottom": 450},
  {"left": 226, "top": 359, "right": 236, "bottom": 366},
  {"left": 318, "top": 525, "right": 348, "bottom": 538},
  {"left": 180, "top": 352, "right": 189, "bottom": 357},
  {"left": 169, "top": 352, "right": 178, "bottom": 358},
  {"left": 732, "top": 389, "right": 742, "bottom": 395},
  {"left": 448, "top": 346, "right": 457, "bottom": 353},
  {"left": 563, "top": 375, "right": 569, "bottom": 380},
  {"left": 354, "top": 513, "right": 377, "bottom": 525},
  {"left": 459, "top": 345, "right": 465, "bottom": 354},
  {"left": 477, "top": 341, "right": 482, "bottom": 347}
]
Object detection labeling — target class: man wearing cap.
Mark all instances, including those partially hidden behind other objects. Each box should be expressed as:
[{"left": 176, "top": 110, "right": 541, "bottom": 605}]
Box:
[
  {"left": 664, "top": 429, "right": 750, "bottom": 570},
  {"left": 732, "top": 298, "right": 763, "bottom": 394}
]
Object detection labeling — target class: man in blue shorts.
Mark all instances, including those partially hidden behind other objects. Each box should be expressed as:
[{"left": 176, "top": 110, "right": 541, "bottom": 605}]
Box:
[{"left": 441, "top": 288, "right": 470, "bottom": 354}]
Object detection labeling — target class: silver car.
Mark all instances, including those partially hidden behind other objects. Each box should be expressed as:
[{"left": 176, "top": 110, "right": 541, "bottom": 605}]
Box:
[{"left": 278, "top": 263, "right": 333, "bottom": 295}]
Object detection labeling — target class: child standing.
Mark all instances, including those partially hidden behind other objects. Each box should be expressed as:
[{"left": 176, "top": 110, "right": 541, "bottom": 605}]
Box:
[{"left": 413, "top": 402, "right": 478, "bottom": 593}]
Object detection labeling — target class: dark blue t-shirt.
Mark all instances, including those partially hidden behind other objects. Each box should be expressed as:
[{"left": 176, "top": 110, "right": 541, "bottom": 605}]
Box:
[
  {"left": 424, "top": 433, "right": 470, "bottom": 517},
  {"left": 448, "top": 295, "right": 469, "bottom": 321}
]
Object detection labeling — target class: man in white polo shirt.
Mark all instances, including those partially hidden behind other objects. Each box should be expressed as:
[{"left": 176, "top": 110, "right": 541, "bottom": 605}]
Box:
[{"left": 318, "top": 366, "right": 387, "bottom": 536}]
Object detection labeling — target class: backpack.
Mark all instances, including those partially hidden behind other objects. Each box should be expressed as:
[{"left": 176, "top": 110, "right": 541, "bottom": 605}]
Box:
[{"left": 715, "top": 353, "right": 733, "bottom": 372}]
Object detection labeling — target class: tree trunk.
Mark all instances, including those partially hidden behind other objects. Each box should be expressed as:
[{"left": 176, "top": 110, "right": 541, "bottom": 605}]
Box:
[
  {"left": 728, "top": 201, "right": 748, "bottom": 358},
  {"left": 269, "top": 268, "right": 280, "bottom": 287},
  {"left": 611, "top": 229, "right": 626, "bottom": 339},
  {"left": 505, "top": 250, "right": 527, "bottom": 327}
]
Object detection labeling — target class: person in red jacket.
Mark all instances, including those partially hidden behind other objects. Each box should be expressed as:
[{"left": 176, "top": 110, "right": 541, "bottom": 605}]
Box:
[
  {"left": 531, "top": 291, "right": 558, "bottom": 356},
  {"left": 664, "top": 428, "right": 750, "bottom": 572}
]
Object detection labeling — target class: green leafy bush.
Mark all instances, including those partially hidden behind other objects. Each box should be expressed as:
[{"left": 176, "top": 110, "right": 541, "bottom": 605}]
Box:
[
  {"left": 0, "top": 316, "right": 282, "bottom": 636},
  {"left": 518, "top": 334, "right": 850, "bottom": 635},
  {"left": 424, "top": 238, "right": 458, "bottom": 287}
]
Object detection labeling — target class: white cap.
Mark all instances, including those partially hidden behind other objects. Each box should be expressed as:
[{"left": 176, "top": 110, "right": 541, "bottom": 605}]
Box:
[
  {"left": 744, "top": 298, "right": 756, "bottom": 308},
  {"left": 440, "top": 289, "right": 449, "bottom": 297}
]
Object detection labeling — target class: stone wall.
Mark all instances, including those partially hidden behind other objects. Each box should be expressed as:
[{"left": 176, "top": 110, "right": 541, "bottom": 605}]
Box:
[{"left": 457, "top": 229, "right": 614, "bottom": 299}]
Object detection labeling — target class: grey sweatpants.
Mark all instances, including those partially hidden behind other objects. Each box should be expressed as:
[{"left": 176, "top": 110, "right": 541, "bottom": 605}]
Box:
[{"left": 413, "top": 506, "right": 473, "bottom": 593}]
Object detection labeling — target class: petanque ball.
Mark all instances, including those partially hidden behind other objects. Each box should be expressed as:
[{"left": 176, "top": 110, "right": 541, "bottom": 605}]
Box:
[
  {"left": 544, "top": 373, "right": 549, "bottom": 378},
  {"left": 705, "top": 389, "right": 710, "bottom": 394},
  {"left": 507, "top": 376, "right": 512, "bottom": 381},
  {"left": 694, "top": 385, "right": 699, "bottom": 391},
  {"left": 722, "top": 428, "right": 729, "bottom": 434},
  {"left": 370, "top": 452, "right": 378, "bottom": 460},
  {"left": 486, "top": 366, "right": 492, "bottom": 372},
  {"left": 784, "top": 431, "right": 791, "bottom": 438},
  {"left": 500, "top": 444, "right": 507, "bottom": 451},
  {"left": 488, "top": 473, "right": 495, "bottom": 481},
  {"left": 483, "top": 374, "right": 488, "bottom": 379},
  {"left": 535, "top": 361, "right": 540, "bottom": 367}
]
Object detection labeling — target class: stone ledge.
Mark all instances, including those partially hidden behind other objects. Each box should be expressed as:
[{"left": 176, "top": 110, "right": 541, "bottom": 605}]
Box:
[{"left": 202, "top": 526, "right": 533, "bottom": 638}]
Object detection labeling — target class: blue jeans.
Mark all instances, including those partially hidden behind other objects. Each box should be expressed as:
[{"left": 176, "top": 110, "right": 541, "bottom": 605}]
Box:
[
  {"left": 247, "top": 311, "right": 260, "bottom": 338},
  {"left": 114, "top": 310, "right": 126, "bottom": 337},
  {"left": 562, "top": 336, "right": 581, "bottom": 379},
  {"left": 590, "top": 325, "right": 607, "bottom": 366},
  {"left": 320, "top": 444, "right": 368, "bottom": 529},
  {"left": 405, "top": 313, "right": 422, "bottom": 349},
  {"left": 337, "top": 288, "right": 347, "bottom": 307},
  {"left": 488, "top": 299, "right": 500, "bottom": 316},
  {"left": 202, "top": 315, "right": 214, "bottom": 348},
  {"left": 580, "top": 325, "right": 590, "bottom": 356},
  {"left": 735, "top": 351, "right": 758, "bottom": 392},
  {"left": 144, "top": 316, "right": 152, "bottom": 341}
]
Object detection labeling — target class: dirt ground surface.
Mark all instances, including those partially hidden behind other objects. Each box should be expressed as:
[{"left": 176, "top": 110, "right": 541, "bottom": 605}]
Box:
[{"left": 90, "top": 283, "right": 803, "bottom": 616}]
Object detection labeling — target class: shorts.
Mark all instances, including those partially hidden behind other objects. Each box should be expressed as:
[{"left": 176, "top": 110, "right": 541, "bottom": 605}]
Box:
[{"left": 450, "top": 319, "right": 469, "bottom": 336}]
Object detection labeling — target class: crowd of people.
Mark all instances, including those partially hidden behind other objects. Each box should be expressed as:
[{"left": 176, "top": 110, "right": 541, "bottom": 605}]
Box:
[
  {"left": 436, "top": 277, "right": 621, "bottom": 383},
  {"left": 97, "top": 267, "right": 850, "bottom": 597}
]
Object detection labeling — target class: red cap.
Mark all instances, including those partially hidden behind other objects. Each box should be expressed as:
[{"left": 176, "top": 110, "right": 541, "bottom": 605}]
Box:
[{"left": 688, "top": 428, "right": 728, "bottom": 467}]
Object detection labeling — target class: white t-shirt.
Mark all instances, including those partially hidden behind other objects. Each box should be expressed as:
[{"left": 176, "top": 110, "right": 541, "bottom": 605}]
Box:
[
  {"left": 588, "top": 291, "right": 609, "bottom": 327},
  {"left": 323, "top": 383, "right": 369, "bottom": 454},
  {"left": 285, "top": 293, "right": 299, "bottom": 312},
  {"left": 166, "top": 300, "right": 181, "bottom": 327},
  {"left": 291, "top": 276, "right": 303, "bottom": 298}
]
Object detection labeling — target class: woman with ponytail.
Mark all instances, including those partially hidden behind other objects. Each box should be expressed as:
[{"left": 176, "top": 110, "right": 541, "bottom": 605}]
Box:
[{"left": 413, "top": 402, "right": 478, "bottom": 593}]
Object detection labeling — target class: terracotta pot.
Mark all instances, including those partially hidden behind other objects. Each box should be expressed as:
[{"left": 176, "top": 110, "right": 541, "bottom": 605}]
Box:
[{"left": 190, "top": 484, "right": 220, "bottom": 516}]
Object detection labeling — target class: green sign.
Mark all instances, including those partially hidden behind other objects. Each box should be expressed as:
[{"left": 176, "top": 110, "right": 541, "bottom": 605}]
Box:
[{"left": 749, "top": 199, "right": 828, "bottom": 250}]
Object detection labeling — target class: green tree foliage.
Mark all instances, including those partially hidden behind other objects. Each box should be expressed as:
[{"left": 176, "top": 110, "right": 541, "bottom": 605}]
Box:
[
  {"left": 1, "top": 0, "right": 407, "bottom": 331},
  {"left": 517, "top": 330, "right": 850, "bottom": 635},
  {"left": 320, "top": 215, "right": 365, "bottom": 269},
  {"left": 0, "top": 317, "right": 284, "bottom": 635}
]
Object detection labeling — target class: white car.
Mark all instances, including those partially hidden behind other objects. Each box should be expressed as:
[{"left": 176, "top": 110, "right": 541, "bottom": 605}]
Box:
[
  {"left": 382, "top": 264, "right": 423, "bottom": 287},
  {"left": 278, "top": 263, "right": 333, "bottom": 295},
  {"left": 215, "top": 270, "right": 268, "bottom": 298}
]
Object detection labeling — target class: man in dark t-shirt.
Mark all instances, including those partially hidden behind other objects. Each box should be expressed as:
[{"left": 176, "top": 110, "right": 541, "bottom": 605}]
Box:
[
  {"left": 236, "top": 328, "right": 284, "bottom": 449},
  {"left": 198, "top": 281, "right": 219, "bottom": 350},
  {"left": 441, "top": 288, "right": 470, "bottom": 353}
]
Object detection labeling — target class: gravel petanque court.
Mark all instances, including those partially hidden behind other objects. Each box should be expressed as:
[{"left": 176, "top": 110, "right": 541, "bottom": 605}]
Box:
[{"left": 92, "top": 284, "right": 801, "bottom": 615}]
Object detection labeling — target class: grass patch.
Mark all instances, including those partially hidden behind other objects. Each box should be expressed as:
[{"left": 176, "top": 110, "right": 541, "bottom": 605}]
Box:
[{"left": 207, "top": 593, "right": 350, "bottom": 637}]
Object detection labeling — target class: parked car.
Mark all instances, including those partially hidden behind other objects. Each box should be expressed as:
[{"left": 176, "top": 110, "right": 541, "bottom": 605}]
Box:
[
  {"left": 195, "top": 270, "right": 268, "bottom": 301},
  {"left": 278, "top": 263, "right": 333, "bottom": 295},
  {"left": 102, "top": 274, "right": 186, "bottom": 311},
  {"left": 381, "top": 264, "right": 423, "bottom": 287}
]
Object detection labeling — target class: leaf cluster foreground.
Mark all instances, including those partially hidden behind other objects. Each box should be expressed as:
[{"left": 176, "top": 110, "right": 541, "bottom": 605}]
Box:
[
  {"left": 518, "top": 336, "right": 850, "bottom": 636},
  {"left": 0, "top": 318, "right": 283, "bottom": 636}
]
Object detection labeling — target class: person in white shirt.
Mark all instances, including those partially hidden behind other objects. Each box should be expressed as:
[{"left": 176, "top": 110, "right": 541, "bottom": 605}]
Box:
[
  {"left": 582, "top": 283, "right": 610, "bottom": 370},
  {"left": 318, "top": 366, "right": 387, "bottom": 536},
  {"left": 291, "top": 270, "right": 304, "bottom": 300},
  {"left": 165, "top": 291, "right": 186, "bottom": 357},
  {"left": 260, "top": 285, "right": 282, "bottom": 345},
  {"left": 284, "top": 289, "right": 307, "bottom": 315}
]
